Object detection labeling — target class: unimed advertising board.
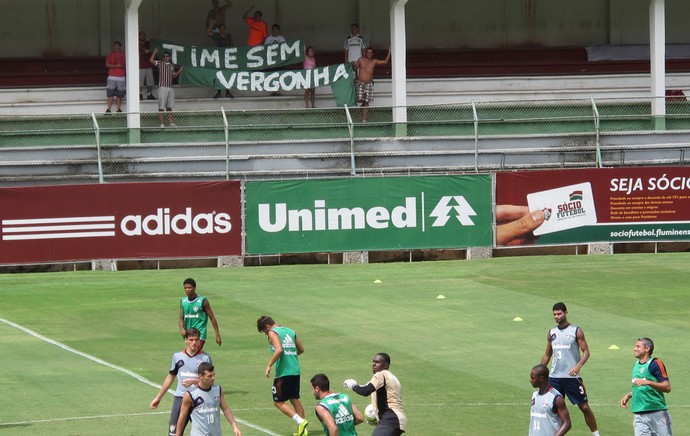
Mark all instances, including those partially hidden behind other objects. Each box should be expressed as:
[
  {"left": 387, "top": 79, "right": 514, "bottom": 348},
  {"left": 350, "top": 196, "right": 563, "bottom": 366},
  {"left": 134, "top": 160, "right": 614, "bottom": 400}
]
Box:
[
  {"left": 245, "top": 175, "right": 493, "bottom": 254},
  {"left": 0, "top": 182, "right": 242, "bottom": 264}
]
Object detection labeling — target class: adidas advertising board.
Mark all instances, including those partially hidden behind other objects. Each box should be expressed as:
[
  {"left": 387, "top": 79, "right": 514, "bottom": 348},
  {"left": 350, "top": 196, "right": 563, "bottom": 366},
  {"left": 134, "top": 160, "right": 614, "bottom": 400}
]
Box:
[
  {"left": 244, "top": 176, "right": 493, "bottom": 254},
  {"left": 0, "top": 182, "right": 241, "bottom": 264}
]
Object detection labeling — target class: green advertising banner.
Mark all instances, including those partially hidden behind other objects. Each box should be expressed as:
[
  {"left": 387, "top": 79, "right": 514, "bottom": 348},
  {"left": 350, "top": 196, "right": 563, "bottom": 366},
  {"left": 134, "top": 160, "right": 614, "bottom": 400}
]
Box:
[{"left": 245, "top": 176, "right": 492, "bottom": 254}]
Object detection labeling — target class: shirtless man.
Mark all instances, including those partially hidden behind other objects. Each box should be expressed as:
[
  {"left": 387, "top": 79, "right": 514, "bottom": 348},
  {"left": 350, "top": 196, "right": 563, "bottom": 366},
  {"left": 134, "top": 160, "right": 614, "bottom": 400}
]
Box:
[
  {"left": 354, "top": 47, "right": 390, "bottom": 122},
  {"left": 206, "top": 0, "right": 233, "bottom": 34}
]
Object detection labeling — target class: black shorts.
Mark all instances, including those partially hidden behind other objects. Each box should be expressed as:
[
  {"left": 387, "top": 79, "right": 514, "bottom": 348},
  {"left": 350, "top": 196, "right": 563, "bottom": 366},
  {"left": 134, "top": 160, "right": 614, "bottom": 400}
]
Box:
[
  {"left": 272, "top": 374, "right": 301, "bottom": 402},
  {"left": 549, "top": 377, "right": 589, "bottom": 405},
  {"left": 372, "top": 409, "right": 404, "bottom": 436},
  {"left": 169, "top": 396, "right": 191, "bottom": 436}
]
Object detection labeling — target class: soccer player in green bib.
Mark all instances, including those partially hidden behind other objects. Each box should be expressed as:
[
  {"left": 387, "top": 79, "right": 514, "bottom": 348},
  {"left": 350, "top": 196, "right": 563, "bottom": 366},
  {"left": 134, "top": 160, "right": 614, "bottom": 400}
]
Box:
[
  {"left": 179, "top": 278, "right": 222, "bottom": 351},
  {"left": 311, "top": 373, "right": 364, "bottom": 436},
  {"left": 620, "top": 337, "right": 673, "bottom": 436},
  {"left": 257, "top": 315, "right": 309, "bottom": 436}
]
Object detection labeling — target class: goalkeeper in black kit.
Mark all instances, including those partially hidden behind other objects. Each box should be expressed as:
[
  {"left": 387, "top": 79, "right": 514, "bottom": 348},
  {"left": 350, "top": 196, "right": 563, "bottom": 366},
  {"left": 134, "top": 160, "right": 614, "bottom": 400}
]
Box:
[{"left": 343, "top": 352, "right": 407, "bottom": 436}]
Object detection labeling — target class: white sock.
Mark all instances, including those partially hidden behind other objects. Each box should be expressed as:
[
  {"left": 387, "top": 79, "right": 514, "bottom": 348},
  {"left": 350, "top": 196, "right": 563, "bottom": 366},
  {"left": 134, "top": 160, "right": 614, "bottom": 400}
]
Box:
[
  {"left": 292, "top": 414, "right": 305, "bottom": 424},
  {"left": 592, "top": 432, "right": 600, "bottom": 436}
]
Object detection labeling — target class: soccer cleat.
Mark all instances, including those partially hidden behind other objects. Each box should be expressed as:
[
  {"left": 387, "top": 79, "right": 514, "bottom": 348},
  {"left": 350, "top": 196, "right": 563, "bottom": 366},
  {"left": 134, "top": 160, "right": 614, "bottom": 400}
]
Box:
[{"left": 296, "top": 420, "right": 308, "bottom": 436}]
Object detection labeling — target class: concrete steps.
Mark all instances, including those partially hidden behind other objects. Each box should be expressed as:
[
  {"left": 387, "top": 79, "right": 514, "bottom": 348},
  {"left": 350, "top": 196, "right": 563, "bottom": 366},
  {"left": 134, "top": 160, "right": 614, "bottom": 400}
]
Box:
[{"left": 3, "top": 73, "right": 690, "bottom": 115}]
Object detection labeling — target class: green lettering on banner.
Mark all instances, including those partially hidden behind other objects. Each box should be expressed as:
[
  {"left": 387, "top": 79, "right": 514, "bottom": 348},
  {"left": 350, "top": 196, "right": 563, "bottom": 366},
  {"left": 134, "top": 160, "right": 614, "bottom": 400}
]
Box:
[{"left": 245, "top": 176, "right": 493, "bottom": 254}]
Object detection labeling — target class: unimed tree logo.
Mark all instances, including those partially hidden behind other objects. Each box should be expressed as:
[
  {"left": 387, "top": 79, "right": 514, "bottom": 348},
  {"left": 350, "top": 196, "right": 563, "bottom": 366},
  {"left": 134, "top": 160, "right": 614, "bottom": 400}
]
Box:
[{"left": 429, "top": 196, "right": 478, "bottom": 227}]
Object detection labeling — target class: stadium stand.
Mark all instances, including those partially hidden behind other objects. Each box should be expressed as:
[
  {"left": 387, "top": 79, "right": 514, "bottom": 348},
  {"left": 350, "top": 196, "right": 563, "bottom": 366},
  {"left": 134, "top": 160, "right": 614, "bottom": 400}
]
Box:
[{"left": 3, "top": 46, "right": 690, "bottom": 88}]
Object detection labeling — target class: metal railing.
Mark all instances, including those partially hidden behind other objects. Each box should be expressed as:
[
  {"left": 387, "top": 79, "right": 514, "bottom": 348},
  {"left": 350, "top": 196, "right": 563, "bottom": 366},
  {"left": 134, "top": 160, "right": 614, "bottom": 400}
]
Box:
[{"left": 1, "top": 96, "right": 689, "bottom": 186}]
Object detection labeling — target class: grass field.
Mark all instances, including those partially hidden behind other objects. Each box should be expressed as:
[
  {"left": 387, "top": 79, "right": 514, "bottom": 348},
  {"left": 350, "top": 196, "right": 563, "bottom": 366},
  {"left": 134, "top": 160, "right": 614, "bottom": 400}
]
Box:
[{"left": 1, "top": 253, "right": 688, "bottom": 435}]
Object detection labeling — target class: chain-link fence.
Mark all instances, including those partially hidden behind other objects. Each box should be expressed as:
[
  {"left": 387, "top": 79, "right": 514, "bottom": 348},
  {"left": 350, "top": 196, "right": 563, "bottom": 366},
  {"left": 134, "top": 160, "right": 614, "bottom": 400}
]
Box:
[{"left": 2, "top": 96, "right": 689, "bottom": 186}]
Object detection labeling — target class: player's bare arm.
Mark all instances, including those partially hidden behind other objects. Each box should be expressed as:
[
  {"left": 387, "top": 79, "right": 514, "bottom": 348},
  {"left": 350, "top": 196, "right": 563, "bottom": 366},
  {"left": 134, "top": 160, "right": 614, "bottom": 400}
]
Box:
[
  {"left": 554, "top": 395, "right": 572, "bottom": 436},
  {"left": 633, "top": 378, "right": 671, "bottom": 393},
  {"left": 540, "top": 332, "right": 553, "bottom": 365},
  {"left": 571, "top": 328, "right": 590, "bottom": 376},
  {"left": 265, "top": 330, "right": 283, "bottom": 377},
  {"left": 316, "top": 404, "right": 339, "bottom": 434},
  {"left": 203, "top": 298, "right": 222, "bottom": 346},
  {"left": 351, "top": 403, "right": 365, "bottom": 425},
  {"left": 150, "top": 373, "right": 176, "bottom": 408},
  {"left": 178, "top": 303, "right": 186, "bottom": 337},
  {"left": 220, "top": 392, "right": 242, "bottom": 436},
  {"left": 181, "top": 377, "right": 199, "bottom": 388}
]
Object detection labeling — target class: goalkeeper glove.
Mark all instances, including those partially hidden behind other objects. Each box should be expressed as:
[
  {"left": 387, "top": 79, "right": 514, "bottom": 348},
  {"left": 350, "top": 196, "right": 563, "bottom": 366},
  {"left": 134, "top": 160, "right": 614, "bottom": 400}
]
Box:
[{"left": 343, "top": 379, "right": 357, "bottom": 390}]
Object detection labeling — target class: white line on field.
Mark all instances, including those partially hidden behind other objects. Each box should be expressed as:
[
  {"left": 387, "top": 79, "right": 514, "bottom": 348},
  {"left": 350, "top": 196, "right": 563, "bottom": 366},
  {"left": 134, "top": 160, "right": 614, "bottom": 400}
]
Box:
[
  {"left": 2, "top": 402, "right": 688, "bottom": 429},
  {"left": 410, "top": 402, "right": 690, "bottom": 408},
  {"left": 0, "top": 317, "right": 281, "bottom": 436},
  {"left": 0, "top": 410, "right": 282, "bottom": 434},
  {"left": 0, "top": 316, "right": 162, "bottom": 389},
  {"left": 0, "top": 411, "right": 168, "bottom": 427},
  {"left": 3, "top": 318, "right": 687, "bottom": 432}
]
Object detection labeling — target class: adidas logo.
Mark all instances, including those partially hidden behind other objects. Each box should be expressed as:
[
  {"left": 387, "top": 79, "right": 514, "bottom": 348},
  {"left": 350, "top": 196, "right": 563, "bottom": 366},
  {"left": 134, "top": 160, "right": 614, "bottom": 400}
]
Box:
[
  {"left": 282, "top": 334, "right": 295, "bottom": 348},
  {"left": 335, "top": 404, "right": 354, "bottom": 425}
]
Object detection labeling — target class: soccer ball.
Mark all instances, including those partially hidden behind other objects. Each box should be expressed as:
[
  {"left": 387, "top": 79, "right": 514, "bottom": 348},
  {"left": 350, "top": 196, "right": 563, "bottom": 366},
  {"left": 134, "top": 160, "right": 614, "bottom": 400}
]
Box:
[{"left": 364, "top": 404, "right": 378, "bottom": 426}]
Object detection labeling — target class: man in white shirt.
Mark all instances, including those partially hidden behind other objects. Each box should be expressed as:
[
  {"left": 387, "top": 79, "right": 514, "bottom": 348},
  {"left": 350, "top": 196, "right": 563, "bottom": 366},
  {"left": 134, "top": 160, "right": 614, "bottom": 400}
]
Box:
[
  {"left": 264, "top": 24, "right": 286, "bottom": 45},
  {"left": 344, "top": 23, "right": 367, "bottom": 66}
]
